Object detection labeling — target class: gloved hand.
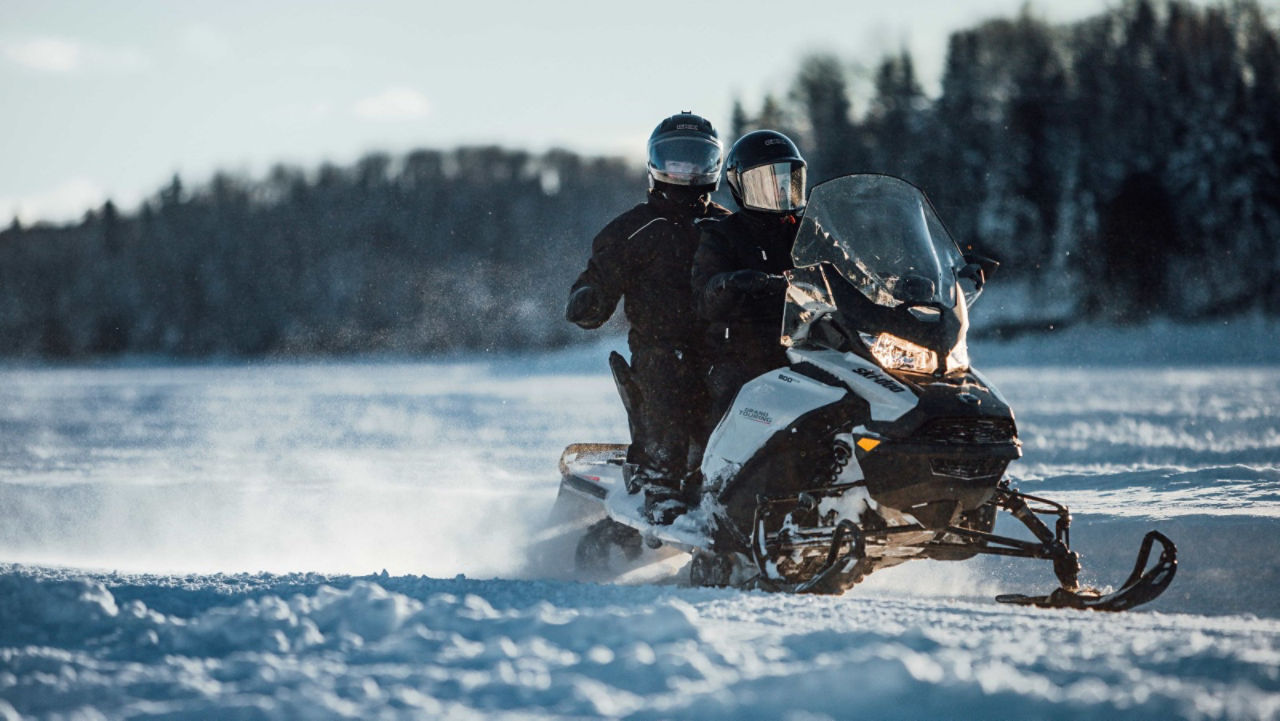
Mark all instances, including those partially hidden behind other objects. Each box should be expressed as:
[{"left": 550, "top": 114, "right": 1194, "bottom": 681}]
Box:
[
  {"left": 566, "top": 285, "right": 608, "bottom": 328},
  {"left": 727, "top": 270, "right": 788, "bottom": 297}
]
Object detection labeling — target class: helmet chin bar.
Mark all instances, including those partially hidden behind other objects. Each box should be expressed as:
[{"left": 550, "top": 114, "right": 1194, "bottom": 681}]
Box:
[{"left": 653, "top": 181, "right": 711, "bottom": 205}]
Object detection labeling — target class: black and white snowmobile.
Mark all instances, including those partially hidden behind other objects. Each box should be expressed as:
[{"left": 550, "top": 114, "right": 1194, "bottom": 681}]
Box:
[{"left": 543, "top": 173, "right": 1176, "bottom": 611}]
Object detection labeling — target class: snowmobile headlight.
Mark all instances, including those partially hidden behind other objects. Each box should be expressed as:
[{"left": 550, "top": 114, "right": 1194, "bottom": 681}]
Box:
[{"left": 862, "top": 332, "right": 937, "bottom": 374}]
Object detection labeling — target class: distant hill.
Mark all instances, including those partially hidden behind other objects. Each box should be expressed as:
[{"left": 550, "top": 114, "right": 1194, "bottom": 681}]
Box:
[
  {"left": 1, "top": 0, "right": 1276, "bottom": 359},
  {"left": 0, "top": 148, "right": 635, "bottom": 358}
]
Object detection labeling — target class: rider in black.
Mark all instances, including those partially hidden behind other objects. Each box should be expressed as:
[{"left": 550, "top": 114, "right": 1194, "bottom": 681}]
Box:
[
  {"left": 691, "top": 130, "right": 808, "bottom": 423},
  {"left": 566, "top": 112, "right": 730, "bottom": 524}
]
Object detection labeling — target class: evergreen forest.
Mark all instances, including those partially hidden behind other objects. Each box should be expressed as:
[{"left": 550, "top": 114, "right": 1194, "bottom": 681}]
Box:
[{"left": 2, "top": 0, "right": 1277, "bottom": 358}]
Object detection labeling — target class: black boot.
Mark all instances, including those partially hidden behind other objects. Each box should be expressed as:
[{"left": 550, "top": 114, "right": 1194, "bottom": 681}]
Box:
[{"left": 642, "top": 482, "right": 690, "bottom": 525}]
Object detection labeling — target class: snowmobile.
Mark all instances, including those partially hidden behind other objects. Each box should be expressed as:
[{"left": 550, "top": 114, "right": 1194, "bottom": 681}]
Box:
[{"left": 543, "top": 173, "right": 1176, "bottom": 611}]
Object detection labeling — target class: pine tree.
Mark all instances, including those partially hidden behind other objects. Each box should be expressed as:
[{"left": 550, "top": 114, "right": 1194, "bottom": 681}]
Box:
[{"left": 791, "top": 53, "right": 859, "bottom": 182}]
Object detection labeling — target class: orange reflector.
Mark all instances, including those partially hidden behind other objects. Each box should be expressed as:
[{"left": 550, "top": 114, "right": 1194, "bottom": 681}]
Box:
[{"left": 857, "top": 438, "right": 881, "bottom": 452}]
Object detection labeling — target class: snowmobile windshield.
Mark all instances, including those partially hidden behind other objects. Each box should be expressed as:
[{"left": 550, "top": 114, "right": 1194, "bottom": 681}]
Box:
[{"left": 791, "top": 174, "right": 963, "bottom": 309}]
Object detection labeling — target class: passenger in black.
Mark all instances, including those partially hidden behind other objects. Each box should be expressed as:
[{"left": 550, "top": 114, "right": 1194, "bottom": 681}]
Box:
[
  {"left": 691, "top": 130, "right": 808, "bottom": 423},
  {"left": 565, "top": 112, "right": 731, "bottom": 524}
]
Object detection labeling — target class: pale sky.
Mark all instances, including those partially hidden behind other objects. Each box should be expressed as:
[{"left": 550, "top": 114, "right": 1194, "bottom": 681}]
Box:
[{"left": 1, "top": 0, "right": 1131, "bottom": 224}]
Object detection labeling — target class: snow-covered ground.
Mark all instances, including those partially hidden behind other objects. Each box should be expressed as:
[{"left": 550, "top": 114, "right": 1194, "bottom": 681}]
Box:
[{"left": 1, "top": 319, "right": 1278, "bottom": 720}]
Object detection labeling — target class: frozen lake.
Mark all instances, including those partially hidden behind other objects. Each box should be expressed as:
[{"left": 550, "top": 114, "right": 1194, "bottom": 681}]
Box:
[{"left": 2, "top": 325, "right": 1278, "bottom": 719}]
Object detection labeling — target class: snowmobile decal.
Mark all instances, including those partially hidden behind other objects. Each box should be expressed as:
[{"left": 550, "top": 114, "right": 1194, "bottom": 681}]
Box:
[
  {"left": 852, "top": 367, "right": 907, "bottom": 393},
  {"left": 738, "top": 407, "right": 774, "bottom": 424},
  {"left": 786, "top": 347, "right": 918, "bottom": 422},
  {"left": 701, "top": 368, "right": 847, "bottom": 491}
]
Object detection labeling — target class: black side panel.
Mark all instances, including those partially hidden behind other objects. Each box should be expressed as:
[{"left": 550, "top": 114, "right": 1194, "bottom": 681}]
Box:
[
  {"left": 859, "top": 444, "right": 1016, "bottom": 521},
  {"left": 717, "top": 394, "right": 870, "bottom": 535},
  {"left": 867, "top": 370, "right": 1017, "bottom": 439}
]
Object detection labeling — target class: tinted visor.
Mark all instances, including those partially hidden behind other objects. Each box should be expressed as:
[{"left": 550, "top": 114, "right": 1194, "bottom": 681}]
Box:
[
  {"left": 648, "top": 136, "right": 723, "bottom": 187},
  {"left": 739, "top": 162, "right": 806, "bottom": 212}
]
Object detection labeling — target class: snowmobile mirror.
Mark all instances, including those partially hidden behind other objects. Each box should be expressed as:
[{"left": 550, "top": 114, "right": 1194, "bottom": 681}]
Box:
[
  {"left": 958, "top": 263, "right": 986, "bottom": 291},
  {"left": 961, "top": 254, "right": 1000, "bottom": 287}
]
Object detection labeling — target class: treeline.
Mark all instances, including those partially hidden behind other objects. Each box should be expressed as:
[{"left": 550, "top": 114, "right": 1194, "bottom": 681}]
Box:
[
  {"left": 0, "top": 150, "right": 634, "bottom": 357},
  {"left": 1, "top": 0, "right": 1277, "bottom": 359},
  {"left": 734, "top": 0, "right": 1280, "bottom": 321}
]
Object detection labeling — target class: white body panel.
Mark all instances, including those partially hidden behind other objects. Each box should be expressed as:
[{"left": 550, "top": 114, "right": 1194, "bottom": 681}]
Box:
[
  {"left": 786, "top": 347, "right": 920, "bottom": 422},
  {"left": 700, "top": 367, "right": 846, "bottom": 491},
  {"left": 700, "top": 348, "right": 921, "bottom": 494}
]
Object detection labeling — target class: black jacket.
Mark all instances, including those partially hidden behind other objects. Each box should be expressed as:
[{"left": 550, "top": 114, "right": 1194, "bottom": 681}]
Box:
[
  {"left": 691, "top": 210, "right": 800, "bottom": 354},
  {"left": 570, "top": 191, "right": 730, "bottom": 349}
]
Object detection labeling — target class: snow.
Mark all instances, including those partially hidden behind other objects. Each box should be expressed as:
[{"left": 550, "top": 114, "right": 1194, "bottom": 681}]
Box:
[
  {"left": 2, "top": 318, "right": 1279, "bottom": 719},
  {"left": 3, "top": 568, "right": 1279, "bottom": 720}
]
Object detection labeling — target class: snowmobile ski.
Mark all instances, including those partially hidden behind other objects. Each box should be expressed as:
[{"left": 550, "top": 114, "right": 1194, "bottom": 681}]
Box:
[{"left": 995, "top": 530, "right": 1177, "bottom": 612}]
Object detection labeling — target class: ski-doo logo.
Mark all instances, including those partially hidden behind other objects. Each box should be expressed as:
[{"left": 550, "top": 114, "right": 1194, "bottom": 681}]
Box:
[
  {"left": 739, "top": 407, "right": 773, "bottom": 425},
  {"left": 777, "top": 373, "right": 796, "bottom": 383},
  {"left": 853, "top": 367, "right": 907, "bottom": 393}
]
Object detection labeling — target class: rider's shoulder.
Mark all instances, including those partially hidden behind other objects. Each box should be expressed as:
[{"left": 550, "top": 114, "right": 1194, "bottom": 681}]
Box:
[
  {"left": 695, "top": 209, "right": 744, "bottom": 237},
  {"left": 599, "top": 202, "right": 665, "bottom": 238}
]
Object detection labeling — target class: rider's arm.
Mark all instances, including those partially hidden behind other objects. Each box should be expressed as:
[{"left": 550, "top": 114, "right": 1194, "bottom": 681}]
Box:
[
  {"left": 692, "top": 228, "right": 784, "bottom": 321},
  {"left": 566, "top": 213, "right": 639, "bottom": 328}
]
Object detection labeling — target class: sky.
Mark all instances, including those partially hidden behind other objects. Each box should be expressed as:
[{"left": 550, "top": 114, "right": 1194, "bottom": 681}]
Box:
[{"left": 1, "top": 0, "right": 1138, "bottom": 224}]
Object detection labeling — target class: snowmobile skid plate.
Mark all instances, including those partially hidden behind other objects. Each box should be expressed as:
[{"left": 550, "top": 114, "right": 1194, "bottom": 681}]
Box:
[{"left": 995, "top": 530, "right": 1178, "bottom": 612}]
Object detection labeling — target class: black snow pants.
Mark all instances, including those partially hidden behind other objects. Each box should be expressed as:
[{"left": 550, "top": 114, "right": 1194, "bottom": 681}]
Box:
[{"left": 626, "top": 342, "right": 710, "bottom": 491}]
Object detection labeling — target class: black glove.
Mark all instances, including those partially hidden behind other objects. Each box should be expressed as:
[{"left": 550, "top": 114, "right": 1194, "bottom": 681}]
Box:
[
  {"left": 727, "top": 270, "right": 788, "bottom": 297},
  {"left": 566, "top": 285, "right": 608, "bottom": 328}
]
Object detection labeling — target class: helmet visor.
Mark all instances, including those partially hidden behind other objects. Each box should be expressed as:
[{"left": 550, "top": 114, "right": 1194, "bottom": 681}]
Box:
[
  {"left": 648, "top": 136, "right": 723, "bottom": 187},
  {"left": 739, "top": 162, "right": 806, "bottom": 212}
]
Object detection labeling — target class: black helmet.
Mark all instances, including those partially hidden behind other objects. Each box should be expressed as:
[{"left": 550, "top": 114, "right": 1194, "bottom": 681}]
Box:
[
  {"left": 646, "top": 112, "right": 723, "bottom": 191},
  {"left": 724, "top": 130, "right": 807, "bottom": 213}
]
